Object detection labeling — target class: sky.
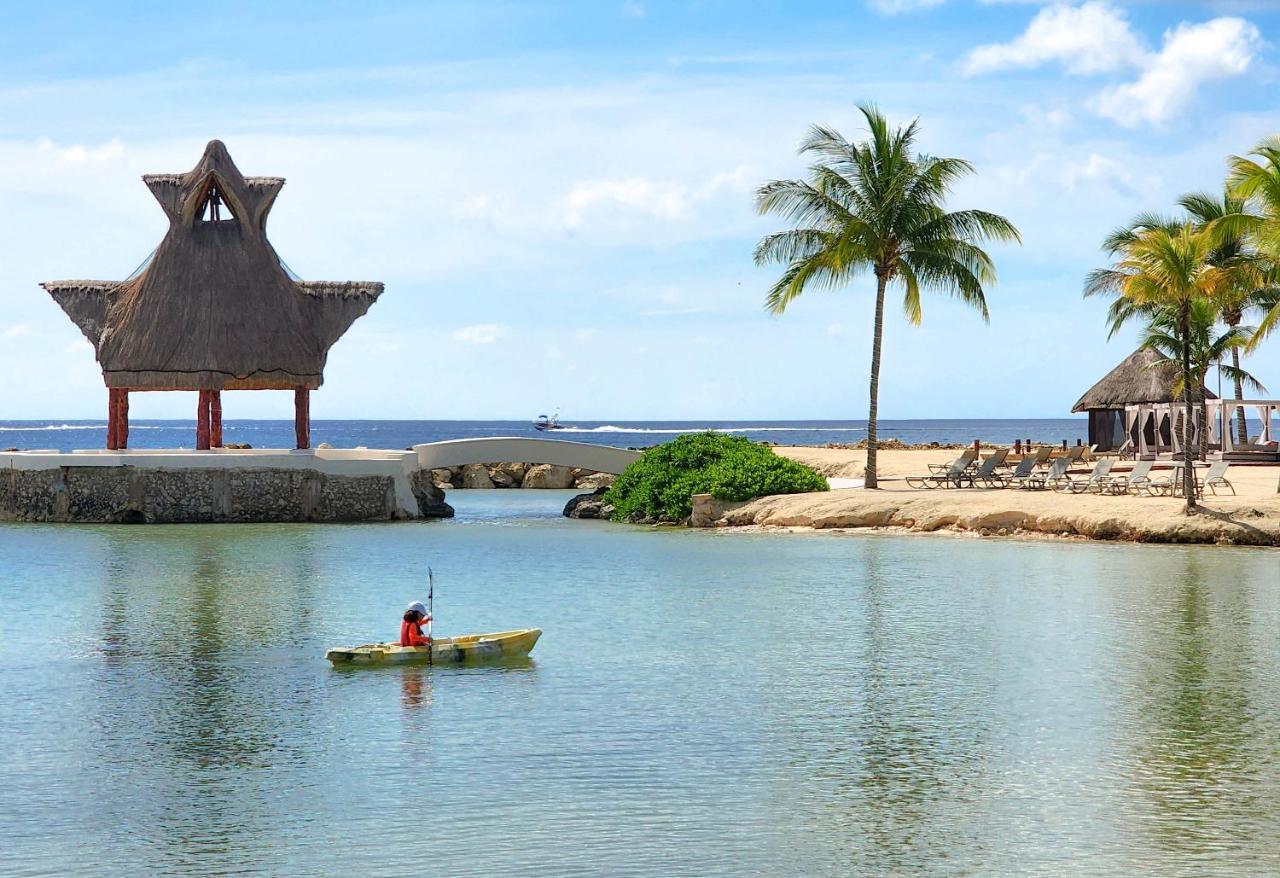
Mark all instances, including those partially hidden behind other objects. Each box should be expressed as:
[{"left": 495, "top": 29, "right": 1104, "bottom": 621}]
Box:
[{"left": 2, "top": 0, "right": 1279, "bottom": 421}]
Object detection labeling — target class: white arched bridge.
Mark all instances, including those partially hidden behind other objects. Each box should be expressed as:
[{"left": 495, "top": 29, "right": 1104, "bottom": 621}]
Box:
[{"left": 413, "top": 436, "right": 641, "bottom": 474}]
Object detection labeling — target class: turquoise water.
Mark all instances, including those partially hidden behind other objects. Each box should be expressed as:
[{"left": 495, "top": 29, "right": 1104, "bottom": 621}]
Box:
[{"left": 3, "top": 491, "right": 1280, "bottom": 876}]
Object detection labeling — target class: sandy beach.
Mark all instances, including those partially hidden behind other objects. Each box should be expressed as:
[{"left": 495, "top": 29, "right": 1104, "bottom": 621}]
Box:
[{"left": 698, "top": 446, "right": 1280, "bottom": 545}]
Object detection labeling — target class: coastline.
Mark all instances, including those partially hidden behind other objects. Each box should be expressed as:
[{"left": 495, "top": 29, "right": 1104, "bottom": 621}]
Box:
[{"left": 693, "top": 446, "right": 1280, "bottom": 547}]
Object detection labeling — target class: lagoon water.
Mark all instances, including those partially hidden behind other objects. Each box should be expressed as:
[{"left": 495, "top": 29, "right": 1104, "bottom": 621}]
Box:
[{"left": 3, "top": 490, "right": 1280, "bottom": 876}]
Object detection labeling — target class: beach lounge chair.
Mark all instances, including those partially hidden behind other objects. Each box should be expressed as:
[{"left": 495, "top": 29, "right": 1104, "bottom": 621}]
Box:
[
  {"left": 1144, "top": 464, "right": 1192, "bottom": 497},
  {"left": 1063, "top": 445, "right": 1087, "bottom": 464},
  {"left": 970, "top": 449, "right": 1010, "bottom": 487},
  {"left": 1198, "top": 461, "right": 1235, "bottom": 495},
  {"left": 1021, "top": 457, "right": 1071, "bottom": 490},
  {"left": 927, "top": 447, "right": 977, "bottom": 475},
  {"left": 998, "top": 456, "right": 1040, "bottom": 488},
  {"left": 1059, "top": 458, "right": 1114, "bottom": 493},
  {"left": 1105, "top": 459, "right": 1153, "bottom": 495},
  {"left": 1030, "top": 446, "right": 1053, "bottom": 467},
  {"left": 907, "top": 457, "right": 973, "bottom": 489}
]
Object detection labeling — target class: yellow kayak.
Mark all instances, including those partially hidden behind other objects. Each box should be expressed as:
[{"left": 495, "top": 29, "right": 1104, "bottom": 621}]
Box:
[{"left": 325, "top": 628, "right": 541, "bottom": 666}]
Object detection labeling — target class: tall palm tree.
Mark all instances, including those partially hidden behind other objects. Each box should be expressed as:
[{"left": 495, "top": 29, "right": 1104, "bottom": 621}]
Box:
[
  {"left": 754, "top": 105, "right": 1020, "bottom": 487},
  {"left": 1086, "top": 225, "right": 1228, "bottom": 511},
  {"left": 1138, "top": 298, "right": 1263, "bottom": 458}
]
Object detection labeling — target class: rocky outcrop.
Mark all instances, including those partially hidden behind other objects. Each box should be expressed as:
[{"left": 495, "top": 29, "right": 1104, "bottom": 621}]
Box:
[
  {"left": 563, "top": 487, "right": 615, "bottom": 519},
  {"left": 409, "top": 469, "right": 455, "bottom": 519},
  {"left": 522, "top": 464, "right": 576, "bottom": 489},
  {"left": 425, "top": 462, "right": 612, "bottom": 489}
]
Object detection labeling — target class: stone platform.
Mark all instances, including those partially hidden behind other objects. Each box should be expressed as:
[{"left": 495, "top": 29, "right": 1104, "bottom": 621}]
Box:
[{"left": 0, "top": 448, "right": 452, "bottom": 523}]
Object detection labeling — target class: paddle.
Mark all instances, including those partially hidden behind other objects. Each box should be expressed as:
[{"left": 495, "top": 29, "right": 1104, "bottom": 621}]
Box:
[{"left": 427, "top": 567, "right": 434, "bottom": 666}]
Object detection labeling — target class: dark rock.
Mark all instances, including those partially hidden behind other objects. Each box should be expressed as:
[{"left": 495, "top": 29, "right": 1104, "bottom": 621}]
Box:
[
  {"left": 410, "top": 470, "right": 455, "bottom": 519},
  {"left": 563, "top": 487, "right": 614, "bottom": 520}
]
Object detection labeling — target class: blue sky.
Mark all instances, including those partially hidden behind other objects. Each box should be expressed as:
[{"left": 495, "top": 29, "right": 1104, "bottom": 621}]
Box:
[{"left": 2, "top": 0, "right": 1279, "bottom": 420}]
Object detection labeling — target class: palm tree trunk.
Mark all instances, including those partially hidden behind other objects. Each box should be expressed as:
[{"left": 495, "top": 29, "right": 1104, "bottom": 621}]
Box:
[
  {"left": 1197, "top": 382, "right": 1208, "bottom": 461},
  {"left": 1179, "top": 301, "right": 1197, "bottom": 513},
  {"left": 865, "top": 272, "right": 888, "bottom": 489},
  {"left": 1231, "top": 346, "right": 1248, "bottom": 445}
]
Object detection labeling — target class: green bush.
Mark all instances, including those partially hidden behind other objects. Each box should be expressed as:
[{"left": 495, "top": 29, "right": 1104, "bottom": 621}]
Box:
[{"left": 604, "top": 432, "right": 828, "bottom": 523}]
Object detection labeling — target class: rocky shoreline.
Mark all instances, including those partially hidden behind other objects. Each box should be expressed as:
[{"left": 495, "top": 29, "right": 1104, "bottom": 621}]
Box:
[
  {"left": 431, "top": 462, "right": 615, "bottom": 491},
  {"left": 687, "top": 490, "right": 1280, "bottom": 546}
]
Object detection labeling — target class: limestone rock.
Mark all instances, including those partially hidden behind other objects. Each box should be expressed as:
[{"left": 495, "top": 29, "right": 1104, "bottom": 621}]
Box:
[
  {"left": 491, "top": 461, "right": 529, "bottom": 483},
  {"left": 489, "top": 468, "right": 518, "bottom": 488},
  {"left": 574, "top": 471, "right": 615, "bottom": 490},
  {"left": 461, "top": 463, "right": 495, "bottom": 489},
  {"left": 522, "top": 464, "right": 575, "bottom": 489},
  {"left": 430, "top": 468, "right": 454, "bottom": 488}
]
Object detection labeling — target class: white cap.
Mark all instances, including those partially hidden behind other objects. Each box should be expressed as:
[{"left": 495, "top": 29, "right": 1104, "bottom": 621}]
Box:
[{"left": 406, "top": 601, "right": 427, "bottom": 616}]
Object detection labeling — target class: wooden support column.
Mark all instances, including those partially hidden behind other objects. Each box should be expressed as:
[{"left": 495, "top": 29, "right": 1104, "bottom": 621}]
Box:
[
  {"left": 294, "top": 387, "right": 310, "bottom": 450},
  {"left": 210, "top": 391, "right": 223, "bottom": 448},
  {"left": 118, "top": 390, "right": 130, "bottom": 450},
  {"left": 106, "top": 388, "right": 119, "bottom": 450},
  {"left": 196, "top": 390, "right": 211, "bottom": 450}
]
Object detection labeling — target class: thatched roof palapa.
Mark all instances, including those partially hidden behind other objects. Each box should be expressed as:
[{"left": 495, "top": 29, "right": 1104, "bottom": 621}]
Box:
[
  {"left": 42, "top": 140, "right": 383, "bottom": 391},
  {"left": 1072, "top": 347, "right": 1216, "bottom": 413}
]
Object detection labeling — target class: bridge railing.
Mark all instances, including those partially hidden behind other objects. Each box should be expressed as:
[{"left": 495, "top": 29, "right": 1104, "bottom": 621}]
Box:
[{"left": 412, "top": 436, "right": 642, "bottom": 475}]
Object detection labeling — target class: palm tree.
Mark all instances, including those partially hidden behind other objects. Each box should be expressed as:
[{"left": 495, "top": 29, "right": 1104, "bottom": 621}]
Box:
[
  {"left": 1225, "top": 139, "right": 1280, "bottom": 347},
  {"left": 1094, "top": 195, "right": 1275, "bottom": 447},
  {"left": 753, "top": 105, "right": 1020, "bottom": 487},
  {"left": 1138, "top": 298, "right": 1263, "bottom": 458},
  {"left": 1086, "top": 225, "right": 1228, "bottom": 511},
  {"left": 1179, "top": 190, "right": 1275, "bottom": 444}
]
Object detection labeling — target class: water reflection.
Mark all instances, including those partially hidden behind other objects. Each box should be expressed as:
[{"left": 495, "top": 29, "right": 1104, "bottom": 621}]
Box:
[
  {"left": 1126, "top": 554, "right": 1279, "bottom": 868},
  {"left": 400, "top": 667, "right": 432, "bottom": 711}
]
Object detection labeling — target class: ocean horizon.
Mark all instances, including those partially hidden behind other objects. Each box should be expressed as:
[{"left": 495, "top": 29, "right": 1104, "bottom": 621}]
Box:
[{"left": 0, "top": 418, "right": 1091, "bottom": 452}]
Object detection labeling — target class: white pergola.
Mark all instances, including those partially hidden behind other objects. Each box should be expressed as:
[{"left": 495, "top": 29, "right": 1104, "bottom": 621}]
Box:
[{"left": 1122, "top": 400, "right": 1280, "bottom": 458}]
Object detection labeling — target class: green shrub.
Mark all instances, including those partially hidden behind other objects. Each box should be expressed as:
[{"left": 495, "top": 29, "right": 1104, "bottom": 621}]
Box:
[{"left": 604, "top": 432, "right": 828, "bottom": 523}]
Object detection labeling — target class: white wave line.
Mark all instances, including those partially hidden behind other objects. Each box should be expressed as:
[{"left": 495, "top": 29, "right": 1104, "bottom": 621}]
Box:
[
  {"left": 0, "top": 424, "right": 165, "bottom": 431},
  {"left": 550, "top": 425, "right": 866, "bottom": 434}
]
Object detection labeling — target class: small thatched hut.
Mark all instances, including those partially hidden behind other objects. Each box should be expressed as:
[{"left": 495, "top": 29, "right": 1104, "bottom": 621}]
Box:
[
  {"left": 1072, "top": 347, "right": 1214, "bottom": 451},
  {"left": 42, "top": 140, "right": 382, "bottom": 450}
]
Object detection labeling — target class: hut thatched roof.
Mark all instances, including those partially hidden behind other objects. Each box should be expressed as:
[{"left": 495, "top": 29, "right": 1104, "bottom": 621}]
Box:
[
  {"left": 42, "top": 140, "right": 383, "bottom": 390},
  {"left": 1072, "top": 347, "right": 1216, "bottom": 412}
]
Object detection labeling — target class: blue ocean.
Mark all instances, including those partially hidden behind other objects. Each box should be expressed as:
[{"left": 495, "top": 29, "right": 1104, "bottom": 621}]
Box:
[{"left": 0, "top": 418, "right": 1089, "bottom": 452}]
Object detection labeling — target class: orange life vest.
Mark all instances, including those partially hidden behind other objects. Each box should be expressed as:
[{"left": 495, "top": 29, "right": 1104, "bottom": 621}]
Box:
[{"left": 400, "top": 618, "right": 430, "bottom": 647}]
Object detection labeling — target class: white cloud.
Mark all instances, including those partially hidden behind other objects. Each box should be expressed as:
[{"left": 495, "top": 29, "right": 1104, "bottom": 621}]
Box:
[
  {"left": 1092, "top": 17, "right": 1262, "bottom": 127},
  {"left": 0, "top": 322, "right": 34, "bottom": 341},
  {"left": 38, "top": 137, "right": 126, "bottom": 166},
  {"left": 965, "top": 3, "right": 1262, "bottom": 127},
  {"left": 1062, "top": 153, "right": 1139, "bottom": 195},
  {"left": 451, "top": 323, "right": 510, "bottom": 344},
  {"left": 827, "top": 323, "right": 845, "bottom": 337},
  {"left": 621, "top": 1, "right": 645, "bottom": 18},
  {"left": 964, "top": 2, "right": 1145, "bottom": 76},
  {"left": 869, "top": 0, "right": 946, "bottom": 13},
  {"left": 562, "top": 178, "right": 688, "bottom": 228}
]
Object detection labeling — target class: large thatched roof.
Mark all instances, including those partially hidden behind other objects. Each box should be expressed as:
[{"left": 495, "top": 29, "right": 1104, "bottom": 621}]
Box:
[
  {"left": 42, "top": 140, "right": 382, "bottom": 390},
  {"left": 1072, "top": 347, "right": 1216, "bottom": 412}
]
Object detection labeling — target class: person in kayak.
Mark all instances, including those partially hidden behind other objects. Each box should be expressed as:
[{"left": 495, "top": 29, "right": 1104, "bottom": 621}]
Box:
[{"left": 401, "top": 600, "right": 432, "bottom": 647}]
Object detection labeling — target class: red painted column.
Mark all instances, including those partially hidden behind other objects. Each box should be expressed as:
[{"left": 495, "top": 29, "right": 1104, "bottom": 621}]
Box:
[
  {"left": 210, "top": 391, "right": 223, "bottom": 448},
  {"left": 106, "top": 388, "right": 119, "bottom": 450},
  {"left": 196, "top": 390, "right": 211, "bottom": 450},
  {"left": 119, "top": 390, "right": 130, "bottom": 450},
  {"left": 294, "top": 387, "right": 310, "bottom": 450}
]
